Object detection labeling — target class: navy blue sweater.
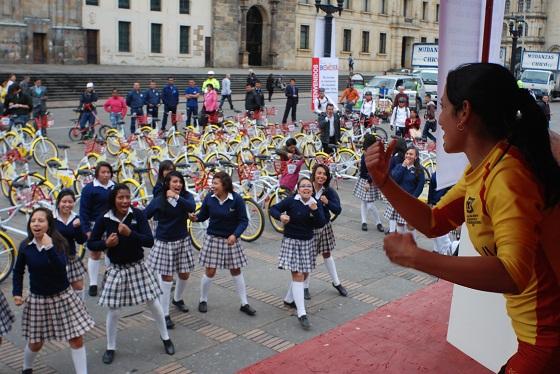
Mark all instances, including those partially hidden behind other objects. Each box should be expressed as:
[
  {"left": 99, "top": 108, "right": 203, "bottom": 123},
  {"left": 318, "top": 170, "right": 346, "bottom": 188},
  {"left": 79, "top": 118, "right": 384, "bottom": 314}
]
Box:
[
  {"left": 152, "top": 181, "right": 164, "bottom": 198},
  {"left": 144, "top": 88, "right": 161, "bottom": 106},
  {"left": 391, "top": 164, "right": 425, "bottom": 198},
  {"left": 144, "top": 192, "right": 196, "bottom": 241},
  {"left": 126, "top": 90, "right": 145, "bottom": 109},
  {"left": 13, "top": 242, "right": 69, "bottom": 296},
  {"left": 88, "top": 208, "right": 154, "bottom": 265},
  {"left": 269, "top": 196, "right": 326, "bottom": 240},
  {"left": 314, "top": 186, "right": 341, "bottom": 227},
  {"left": 196, "top": 192, "right": 248, "bottom": 238},
  {"left": 359, "top": 154, "right": 372, "bottom": 182},
  {"left": 162, "top": 84, "right": 179, "bottom": 107},
  {"left": 79, "top": 181, "right": 113, "bottom": 233},
  {"left": 55, "top": 214, "right": 87, "bottom": 256}
]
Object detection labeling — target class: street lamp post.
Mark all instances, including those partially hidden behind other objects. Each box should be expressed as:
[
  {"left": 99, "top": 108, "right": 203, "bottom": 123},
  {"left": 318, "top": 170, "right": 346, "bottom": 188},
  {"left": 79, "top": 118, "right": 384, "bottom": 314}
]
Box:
[
  {"left": 314, "top": 0, "right": 344, "bottom": 58},
  {"left": 508, "top": 17, "right": 524, "bottom": 75}
]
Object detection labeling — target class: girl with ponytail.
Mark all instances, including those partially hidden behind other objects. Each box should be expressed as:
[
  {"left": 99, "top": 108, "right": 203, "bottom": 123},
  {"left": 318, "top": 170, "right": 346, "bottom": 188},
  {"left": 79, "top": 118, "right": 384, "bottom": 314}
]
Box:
[{"left": 366, "top": 63, "right": 560, "bottom": 373}]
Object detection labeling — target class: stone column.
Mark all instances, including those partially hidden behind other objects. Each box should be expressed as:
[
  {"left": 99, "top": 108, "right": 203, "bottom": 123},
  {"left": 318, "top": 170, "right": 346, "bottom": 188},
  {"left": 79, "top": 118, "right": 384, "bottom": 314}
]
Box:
[
  {"left": 269, "top": 0, "right": 279, "bottom": 68},
  {"left": 239, "top": 3, "right": 250, "bottom": 68}
]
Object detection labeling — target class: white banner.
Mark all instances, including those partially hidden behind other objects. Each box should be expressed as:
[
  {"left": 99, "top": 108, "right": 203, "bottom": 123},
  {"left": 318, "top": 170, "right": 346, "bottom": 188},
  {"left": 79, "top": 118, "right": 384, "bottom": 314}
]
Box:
[
  {"left": 313, "top": 16, "right": 336, "bottom": 58},
  {"left": 412, "top": 43, "right": 439, "bottom": 68},
  {"left": 311, "top": 57, "right": 339, "bottom": 111},
  {"left": 521, "top": 51, "right": 560, "bottom": 70}
]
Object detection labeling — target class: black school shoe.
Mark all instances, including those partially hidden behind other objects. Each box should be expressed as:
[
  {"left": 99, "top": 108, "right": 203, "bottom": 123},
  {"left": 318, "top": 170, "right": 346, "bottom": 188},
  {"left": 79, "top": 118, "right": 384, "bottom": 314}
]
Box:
[
  {"left": 162, "top": 338, "right": 175, "bottom": 355},
  {"left": 88, "top": 285, "right": 98, "bottom": 297},
  {"left": 304, "top": 288, "right": 311, "bottom": 300},
  {"left": 102, "top": 349, "right": 115, "bottom": 364},
  {"left": 283, "top": 300, "right": 296, "bottom": 309},
  {"left": 240, "top": 304, "right": 256, "bottom": 316},
  {"left": 198, "top": 301, "right": 208, "bottom": 313},
  {"left": 165, "top": 315, "right": 175, "bottom": 329},
  {"left": 298, "top": 315, "right": 311, "bottom": 330},
  {"left": 332, "top": 282, "right": 348, "bottom": 297},
  {"left": 376, "top": 223, "right": 385, "bottom": 232},
  {"left": 172, "top": 299, "right": 189, "bottom": 313},
  {"left": 22, "top": 370, "right": 33, "bottom": 374},
  {"left": 361, "top": 223, "right": 368, "bottom": 231}
]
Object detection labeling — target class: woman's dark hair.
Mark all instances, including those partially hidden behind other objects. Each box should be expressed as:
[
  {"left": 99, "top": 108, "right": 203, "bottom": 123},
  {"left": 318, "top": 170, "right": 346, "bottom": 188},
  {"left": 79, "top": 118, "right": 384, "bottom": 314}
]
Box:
[
  {"left": 157, "top": 160, "right": 175, "bottom": 184},
  {"left": 95, "top": 161, "right": 113, "bottom": 179},
  {"left": 213, "top": 171, "right": 233, "bottom": 194},
  {"left": 409, "top": 108, "right": 419, "bottom": 117},
  {"left": 393, "top": 137, "right": 408, "bottom": 157},
  {"left": 285, "top": 138, "right": 297, "bottom": 147},
  {"left": 405, "top": 146, "right": 423, "bottom": 179},
  {"left": 56, "top": 188, "right": 76, "bottom": 209},
  {"left": 363, "top": 133, "right": 376, "bottom": 150},
  {"left": 297, "top": 177, "right": 312, "bottom": 189},
  {"left": 108, "top": 184, "right": 130, "bottom": 213},
  {"left": 163, "top": 171, "right": 186, "bottom": 196},
  {"left": 206, "top": 83, "right": 214, "bottom": 90},
  {"left": 24, "top": 208, "right": 69, "bottom": 256},
  {"left": 311, "top": 163, "right": 331, "bottom": 188},
  {"left": 446, "top": 63, "right": 560, "bottom": 207}
]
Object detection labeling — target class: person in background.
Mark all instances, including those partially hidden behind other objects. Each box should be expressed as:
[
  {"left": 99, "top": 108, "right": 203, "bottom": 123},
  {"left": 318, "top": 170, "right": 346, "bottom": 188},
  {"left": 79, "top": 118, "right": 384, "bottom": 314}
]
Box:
[
  {"left": 277, "top": 138, "right": 305, "bottom": 192},
  {"left": 0, "top": 80, "right": 9, "bottom": 114},
  {"left": 427, "top": 172, "right": 455, "bottom": 256},
  {"left": 247, "top": 69, "right": 257, "bottom": 87},
  {"left": 78, "top": 82, "right": 98, "bottom": 137},
  {"left": 314, "top": 88, "right": 338, "bottom": 116},
  {"left": 537, "top": 94, "right": 551, "bottom": 127},
  {"left": 5, "top": 83, "right": 32, "bottom": 126},
  {"left": 144, "top": 80, "right": 161, "bottom": 127},
  {"left": 19, "top": 76, "right": 31, "bottom": 96},
  {"left": 5, "top": 73, "right": 16, "bottom": 96},
  {"left": 405, "top": 108, "right": 422, "bottom": 139},
  {"left": 423, "top": 94, "right": 437, "bottom": 142},
  {"left": 184, "top": 80, "right": 200, "bottom": 127},
  {"left": 393, "top": 86, "right": 409, "bottom": 108},
  {"left": 220, "top": 74, "right": 234, "bottom": 111},
  {"left": 359, "top": 91, "right": 376, "bottom": 119},
  {"left": 244, "top": 83, "right": 259, "bottom": 116},
  {"left": 390, "top": 97, "right": 410, "bottom": 137},
  {"left": 202, "top": 71, "right": 220, "bottom": 92},
  {"left": 338, "top": 82, "right": 360, "bottom": 113},
  {"left": 202, "top": 83, "right": 218, "bottom": 128},
  {"left": 319, "top": 103, "right": 341, "bottom": 154},
  {"left": 30, "top": 78, "right": 48, "bottom": 135},
  {"left": 126, "top": 81, "right": 144, "bottom": 134},
  {"left": 254, "top": 81, "right": 265, "bottom": 115},
  {"left": 266, "top": 74, "right": 274, "bottom": 102},
  {"left": 282, "top": 79, "right": 299, "bottom": 124},
  {"left": 103, "top": 89, "right": 127, "bottom": 129},
  {"left": 162, "top": 77, "right": 179, "bottom": 131},
  {"left": 152, "top": 160, "right": 176, "bottom": 198},
  {"left": 348, "top": 54, "right": 355, "bottom": 75}
]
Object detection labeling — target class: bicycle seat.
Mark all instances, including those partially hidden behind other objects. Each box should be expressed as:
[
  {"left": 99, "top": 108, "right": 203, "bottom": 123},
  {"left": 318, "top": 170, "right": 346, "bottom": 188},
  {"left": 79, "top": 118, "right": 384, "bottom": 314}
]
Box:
[
  {"left": 76, "top": 169, "right": 93, "bottom": 176},
  {"left": 255, "top": 154, "right": 270, "bottom": 160},
  {"left": 174, "top": 163, "right": 191, "bottom": 169},
  {"left": 133, "top": 168, "right": 150, "bottom": 174},
  {"left": 203, "top": 162, "right": 218, "bottom": 168},
  {"left": 47, "top": 160, "right": 62, "bottom": 168},
  {"left": 219, "top": 161, "right": 236, "bottom": 168},
  {"left": 57, "top": 144, "right": 70, "bottom": 150}
]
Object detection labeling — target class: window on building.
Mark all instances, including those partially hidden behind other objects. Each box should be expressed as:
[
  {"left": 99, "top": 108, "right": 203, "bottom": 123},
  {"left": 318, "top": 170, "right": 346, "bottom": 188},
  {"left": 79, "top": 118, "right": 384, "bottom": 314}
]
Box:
[
  {"left": 85, "top": 0, "right": 98, "bottom": 5},
  {"left": 518, "top": 0, "right": 530, "bottom": 12},
  {"left": 150, "top": 0, "right": 161, "bottom": 11},
  {"left": 436, "top": 4, "right": 439, "bottom": 22},
  {"left": 435, "top": 38, "right": 439, "bottom": 44},
  {"left": 422, "top": 2, "right": 428, "bottom": 20},
  {"left": 403, "top": 0, "right": 411, "bottom": 17},
  {"left": 421, "top": 37, "right": 427, "bottom": 43},
  {"left": 505, "top": 0, "right": 510, "bottom": 12},
  {"left": 151, "top": 23, "right": 162, "bottom": 53},
  {"left": 379, "top": 32, "right": 387, "bottom": 54},
  {"left": 118, "top": 0, "right": 130, "bottom": 9},
  {"left": 380, "top": 0, "right": 387, "bottom": 14},
  {"left": 343, "top": 29, "right": 352, "bottom": 52},
  {"left": 344, "top": 0, "right": 351, "bottom": 9},
  {"left": 300, "top": 25, "right": 310, "bottom": 49},
  {"left": 299, "top": 0, "right": 310, "bottom": 4},
  {"left": 179, "top": 26, "right": 190, "bottom": 54},
  {"left": 363, "top": 0, "right": 371, "bottom": 12},
  {"left": 362, "top": 31, "right": 370, "bottom": 52},
  {"left": 179, "top": 0, "right": 190, "bottom": 14},
  {"left": 118, "top": 21, "right": 131, "bottom": 52}
]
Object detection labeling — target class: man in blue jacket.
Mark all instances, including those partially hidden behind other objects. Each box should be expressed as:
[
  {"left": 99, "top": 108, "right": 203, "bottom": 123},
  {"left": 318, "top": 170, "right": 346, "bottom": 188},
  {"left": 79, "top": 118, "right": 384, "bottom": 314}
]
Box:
[
  {"left": 162, "top": 77, "right": 179, "bottom": 131},
  {"left": 144, "top": 79, "right": 161, "bottom": 128},
  {"left": 184, "top": 80, "right": 200, "bottom": 127},
  {"left": 126, "top": 81, "right": 145, "bottom": 133}
]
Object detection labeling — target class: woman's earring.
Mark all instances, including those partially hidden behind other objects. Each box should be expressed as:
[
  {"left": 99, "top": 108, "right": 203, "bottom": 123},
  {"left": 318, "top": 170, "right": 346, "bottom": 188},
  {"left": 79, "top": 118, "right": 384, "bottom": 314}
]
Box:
[{"left": 457, "top": 122, "right": 465, "bottom": 131}]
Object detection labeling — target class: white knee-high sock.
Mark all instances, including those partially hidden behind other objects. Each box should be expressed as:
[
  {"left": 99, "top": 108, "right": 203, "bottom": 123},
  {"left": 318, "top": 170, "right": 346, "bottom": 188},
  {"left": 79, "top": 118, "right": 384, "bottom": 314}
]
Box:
[
  {"left": 292, "top": 281, "right": 306, "bottom": 317},
  {"left": 303, "top": 276, "right": 310, "bottom": 289},
  {"left": 368, "top": 203, "right": 382, "bottom": 225},
  {"left": 408, "top": 228, "right": 417, "bottom": 240},
  {"left": 104, "top": 254, "right": 110, "bottom": 267},
  {"left": 74, "top": 287, "right": 85, "bottom": 301},
  {"left": 23, "top": 344, "right": 38, "bottom": 370},
  {"left": 388, "top": 220, "right": 397, "bottom": 233},
  {"left": 360, "top": 201, "right": 368, "bottom": 223},
  {"left": 87, "top": 259, "right": 100, "bottom": 286},
  {"left": 106, "top": 308, "right": 119, "bottom": 350},
  {"left": 70, "top": 346, "right": 88, "bottom": 374},
  {"left": 147, "top": 299, "right": 169, "bottom": 341},
  {"left": 200, "top": 274, "right": 213, "bottom": 302},
  {"left": 160, "top": 281, "right": 173, "bottom": 316},
  {"left": 173, "top": 278, "right": 188, "bottom": 302},
  {"left": 397, "top": 225, "right": 406, "bottom": 233},
  {"left": 324, "top": 257, "right": 341, "bottom": 286},
  {"left": 233, "top": 274, "right": 249, "bottom": 306},
  {"left": 284, "top": 281, "right": 294, "bottom": 302}
]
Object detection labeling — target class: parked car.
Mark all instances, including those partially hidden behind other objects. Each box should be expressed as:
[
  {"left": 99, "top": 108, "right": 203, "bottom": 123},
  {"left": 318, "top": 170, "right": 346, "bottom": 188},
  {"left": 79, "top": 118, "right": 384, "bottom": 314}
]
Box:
[
  {"left": 362, "top": 74, "right": 426, "bottom": 110},
  {"left": 416, "top": 69, "right": 438, "bottom": 104}
]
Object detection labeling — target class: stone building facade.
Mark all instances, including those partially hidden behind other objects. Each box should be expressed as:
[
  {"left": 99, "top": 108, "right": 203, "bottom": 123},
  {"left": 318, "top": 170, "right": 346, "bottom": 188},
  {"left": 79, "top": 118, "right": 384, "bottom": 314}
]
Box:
[{"left": 0, "top": 0, "right": 86, "bottom": 64}]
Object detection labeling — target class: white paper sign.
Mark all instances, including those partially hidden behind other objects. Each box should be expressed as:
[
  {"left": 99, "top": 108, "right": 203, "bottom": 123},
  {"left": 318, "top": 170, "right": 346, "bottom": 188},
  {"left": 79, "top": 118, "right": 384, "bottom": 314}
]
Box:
[
  {"left": 412, "top": 43, "right": 439, "bottom": 68},
  {"left": 311, "top": 57, "right": 339, "bottom": 112},
  {"left": 521, "top": 51, "right": 560, "bottom": 70}
]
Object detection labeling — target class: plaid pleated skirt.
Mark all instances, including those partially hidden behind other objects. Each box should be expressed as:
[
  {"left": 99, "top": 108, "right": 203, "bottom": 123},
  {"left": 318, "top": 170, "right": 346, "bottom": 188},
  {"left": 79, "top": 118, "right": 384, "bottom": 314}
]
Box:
[
  {"left": 98, "top": 260, "right": 162, "bottom": 308},
  {"left": 278, "top": 237, "right": 316, "bottom": 273},
  {"left": 0, "top": 291, "right": 15, "bottom": 336},
  {"left": 353, "top": 177, "right": 382, "bottom": 202},
  {"left": 384, "top": 204, "right": 407, "bottom": 225},
  {"left": 313, "top": 222, "right": 336, "bottom": 256},
  {"left": 198, "top": 234, "right": 248, "bottom": 269},
  {"left": 148, "top": 237, "right": 196, "bottom": 275},
  {"left": 66, "top": 256, "right": 87, "bottom": 283},
  {"left": 22, "top": 287, "right": 94, "bottom": 343}
]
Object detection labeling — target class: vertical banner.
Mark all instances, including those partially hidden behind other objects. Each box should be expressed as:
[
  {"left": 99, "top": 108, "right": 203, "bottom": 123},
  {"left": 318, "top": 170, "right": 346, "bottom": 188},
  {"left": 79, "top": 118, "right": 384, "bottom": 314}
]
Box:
[
  {"left": 439, "top": 1, "right": 516, "bottom": 372},
  {"left": 313, "top": 16, "right": 337, "bottom": 58},
  {"left": 311, "top": 57, "right": 339, "bottom": 111}
]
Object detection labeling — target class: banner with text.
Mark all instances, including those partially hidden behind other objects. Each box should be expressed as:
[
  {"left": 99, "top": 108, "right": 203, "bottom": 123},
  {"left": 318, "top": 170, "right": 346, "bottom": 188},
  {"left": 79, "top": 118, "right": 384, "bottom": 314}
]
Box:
[
  {"left": 311, "top": 57, "right": 339, "bottom": 111},
  {"left": 412, "top": 43, "right": 439, "bottom": 68}
]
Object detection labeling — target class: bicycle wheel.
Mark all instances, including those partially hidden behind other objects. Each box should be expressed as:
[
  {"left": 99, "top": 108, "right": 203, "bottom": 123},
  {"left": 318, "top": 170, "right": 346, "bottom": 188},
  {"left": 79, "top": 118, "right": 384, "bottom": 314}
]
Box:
[
  {"left": 9, "top": 174, "right": 55, "bottom": 213},
  {"left": 121, "top": 178, "right": 148, "bottom": 208},
  {"left": 106, "top": 134, "right": 123, "bottom": 156},
  {"left": 166, "top": 132, "right": 186, "bottom": 159},
  {"left": 147, "top": 155, "right": 161, "bottom": 188},
  {"left": 175, "top": 154, "right": 205, "bottom": 188},
  {"left": 188, "top": 206, "right": 207, "bottom": 251},
  {"left": 68, "top": 127, "right": 83, "bottom": 142},
  {"left": 43, "top": 157, "right": 63, "bottom": 185},
  {"left": 0, "top": 162, "right": 16, "bottom": 198},
  {"left": 266, "top": 188, "right": 290, "bottom": 234},
  {"left": 32, "top": 138, "right": 58, "bottom": 167},
  {"left": 73, "top": 166, "right": 95, "bottom": 195},
  {"left": 0, "top": 232, "right": 16, "bottom": 284},
  {"left": 308, "top": 151, "right": 330, "bottom": 173},
  {"left": 241, "top": 198, "right": 265, "bottom": 242},
  {"left": 98, "top": 125, "right": 112, "bottom": 140},
  {"left": 302, "top": 143, "right": 318, "bottom": 169},
  {"left": 204, "top": 153, "right": 233, "bottom": 176},
  {"left": 372, "top": 127, "right": 388, "bottom": 142},
  {"left": 336, "top": 149, "right": 360, "bottom": 177},
  {"left": 116, "top": 161, "right": 135, "bottom": 182}
]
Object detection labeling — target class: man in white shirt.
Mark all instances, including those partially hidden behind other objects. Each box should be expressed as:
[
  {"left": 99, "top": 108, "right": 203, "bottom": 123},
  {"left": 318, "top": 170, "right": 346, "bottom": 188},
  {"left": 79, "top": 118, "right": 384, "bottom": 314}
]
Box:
[
  {"left": 319, "top": 103, "right": 341, "bottom": 153},
  {"left": 219, "top": 74, "right": 234, "bottom": 111},
  {"left": 390, "top": 97, "right": 410, "bottom": 137},
  {"left": 314, "top": 88, "right": 338, "bottom": 116}
]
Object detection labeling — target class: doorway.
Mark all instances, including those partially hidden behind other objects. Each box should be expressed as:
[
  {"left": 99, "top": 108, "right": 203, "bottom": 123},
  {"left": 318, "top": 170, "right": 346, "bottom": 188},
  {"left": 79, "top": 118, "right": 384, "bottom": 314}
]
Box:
[
  {"left": 86, "top": 30, "right": 99, "bottom": 64},
  {"left": 246, "top": 6, "right": 263, "bottom": 66},
  {"left": 33, "top": 33, "right": 47, "bottom": 64},
  {"left": 401, "top": 36, "right": 414, "bottom": 68}
]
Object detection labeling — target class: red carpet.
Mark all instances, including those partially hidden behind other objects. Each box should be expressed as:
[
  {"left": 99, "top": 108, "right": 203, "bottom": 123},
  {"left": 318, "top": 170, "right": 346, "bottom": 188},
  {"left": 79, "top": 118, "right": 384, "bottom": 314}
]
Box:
[{"left": 239, "top": 281, "right": 492, "bottom": 374}]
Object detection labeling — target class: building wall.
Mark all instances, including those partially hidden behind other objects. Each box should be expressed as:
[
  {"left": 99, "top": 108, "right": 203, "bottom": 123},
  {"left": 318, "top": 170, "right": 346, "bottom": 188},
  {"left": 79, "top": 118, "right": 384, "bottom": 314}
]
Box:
[
  {"left": 83, "top": 0, "right": 211, "bottom": 66},
  {"left": 545, "top": 0, "right": 560, "bottom": 51},
  {"left": 0, "top": 0, "right": 86, "bottom": 64}
]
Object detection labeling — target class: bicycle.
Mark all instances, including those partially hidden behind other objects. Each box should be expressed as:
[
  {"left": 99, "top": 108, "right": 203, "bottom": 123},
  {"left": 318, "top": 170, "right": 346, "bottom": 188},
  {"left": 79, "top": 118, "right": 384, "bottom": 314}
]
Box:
[{"left": 68, "top": 109, "right": 112, "bottom": 141}]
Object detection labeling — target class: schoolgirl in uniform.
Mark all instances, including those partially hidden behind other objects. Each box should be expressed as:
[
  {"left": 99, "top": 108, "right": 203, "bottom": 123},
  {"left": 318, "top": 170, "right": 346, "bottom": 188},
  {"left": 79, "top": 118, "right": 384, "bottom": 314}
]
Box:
[
  {"left": 79, "top": 161, "right": 115, "bottom": 297},
  {"left": 0, "top": 290, "right": 15, "bottom": 345},
  {"left": 13, "top": 208, "right": 94, "bottom": 374},
  {"left": 270, "top": 177, "right": 326, "bottom": 330},
  {"left": 88, "top": 184, "right": 174, "bottom": 364},
  {"left": 305, "top": 164, "right": 347, "bottom": 299},
  {"left": 384, "top": 146, "right": 425, "bottom": 235},
  {"left": 152, "top": 160, "right": 175, "bottom": 198},
  {"left": 54, "top": 189, "right": 88, "bottom": 299},
  {"left": 145, "top": 171, "right": 196, "bottom": 329},
  {"left": 189, "top": 171, "right": 255, "bottom": 316},
  {"left": 353, "top": 134, "right": 385, "bottom": 232}
]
